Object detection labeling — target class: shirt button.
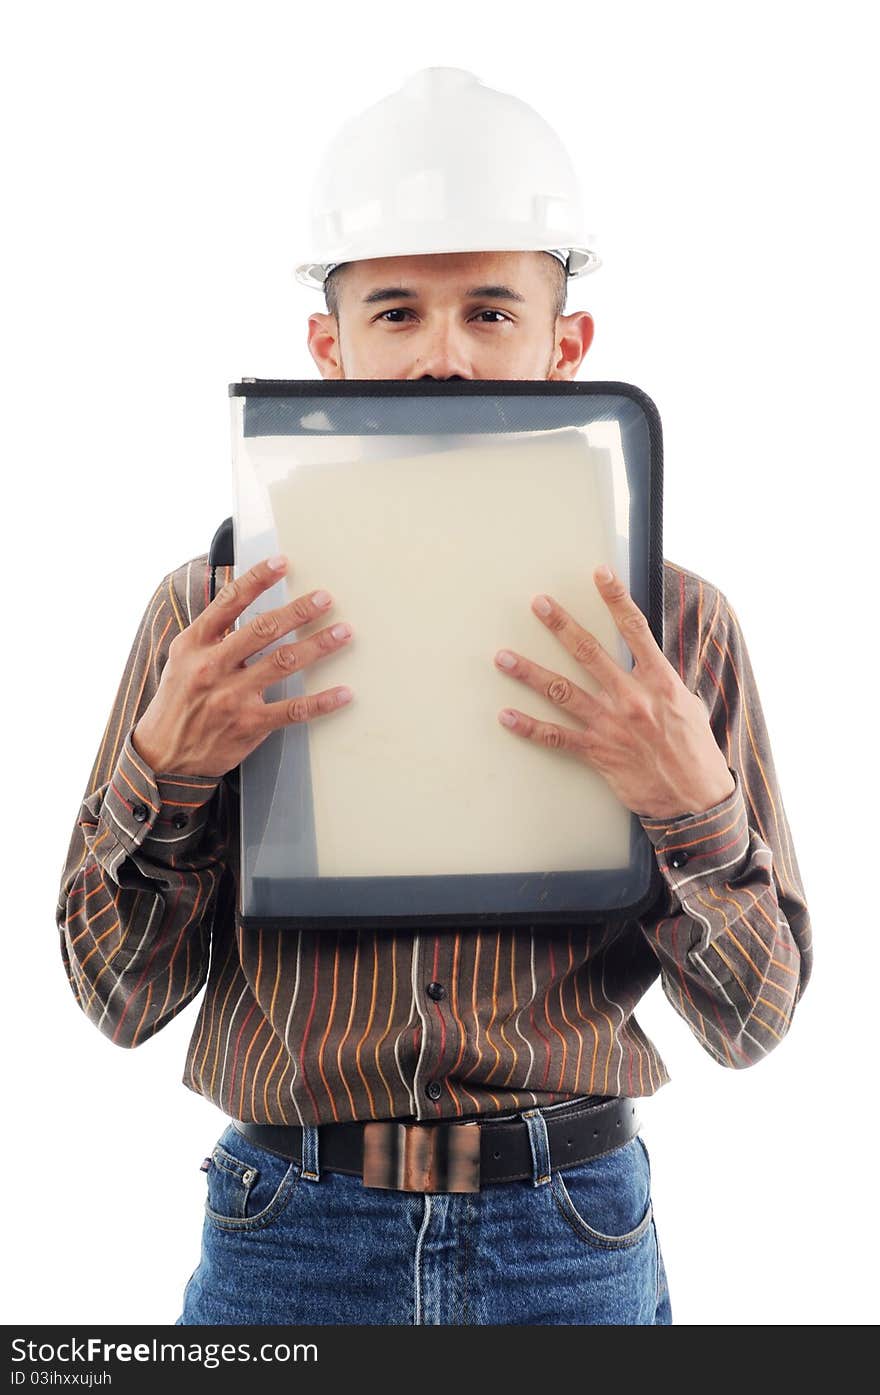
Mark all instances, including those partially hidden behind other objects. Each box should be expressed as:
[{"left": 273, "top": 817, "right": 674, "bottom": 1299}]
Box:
[
  {"left": 669, "top": 848, "right": 689, "bottom": 868},
  {"left": 425, "top": 1080, "right": 442, "bottom": 1100},
  {"left": 171, "top": 812, "right": 189, "bottom": 829},
  {"left": 132, "top": 803, "right": 148, "bottom": 823},
  {"left": 426, "top": 981, "right": 446, "bottom": 1001}
]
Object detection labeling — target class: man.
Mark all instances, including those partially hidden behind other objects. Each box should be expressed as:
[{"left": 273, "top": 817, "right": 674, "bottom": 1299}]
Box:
[{"left": 55, "top": 69, "right": 812, "bottom": 1326}]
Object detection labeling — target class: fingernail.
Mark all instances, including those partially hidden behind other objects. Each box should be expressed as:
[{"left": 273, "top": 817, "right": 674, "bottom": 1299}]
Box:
[
  {"left": 495, "top": 649, "right": 516, "bottom": 669},
  {"left": 499, "top": 710, "right": 518, "bottom": 727},
  {"left": 596, "top": 564, "right": 613, "bottom": 582},
  {"left": 533, "top": 596, "right": 552, "bottom": 616},
  {"left": 331, "top": 622, "right": 351, "bottom": 639},
  {"left": 336, "top": 687, "right": 353, "bottom": 705},
  {"left": 268, "top": 554, "right": 288, "bottom": 571},
  {"left": 313, "top": 590, "right": 332, "bottom": 607}
]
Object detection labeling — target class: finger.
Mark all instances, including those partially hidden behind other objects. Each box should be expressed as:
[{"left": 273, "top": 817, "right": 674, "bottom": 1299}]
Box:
[
  {"left": 245, "top": 619, "right": 354, "bottom": 693},
  {"left": 493, "top": 648, "right": 603, "bottom": 724},
  {"left": 219, "top": 584, "right": 336, "bottom": 670},
  {"left": 498, "top": 706, "right": 590, "bottom": 759},
  {"left": 530, "top": 593, "right": 629, "bottom": 699},
  {"left": 195, "top": 554, "right": 294, "bottom": 646},
  {"left": 592, "top": 564, "right": 665, "bottom": 673},
  {"left": 263, "top": 684, "right": 354, "bottom": 733}
]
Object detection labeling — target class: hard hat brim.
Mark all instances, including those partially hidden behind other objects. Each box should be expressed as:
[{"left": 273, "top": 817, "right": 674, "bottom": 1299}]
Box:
[{"left": 293, "top": 244, "right": 601, "bottom": 292}]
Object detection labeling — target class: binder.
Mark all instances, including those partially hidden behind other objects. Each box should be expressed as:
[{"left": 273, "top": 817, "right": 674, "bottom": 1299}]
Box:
[{"left": 220, "top": 379, "right": 664, "bottom": 931}]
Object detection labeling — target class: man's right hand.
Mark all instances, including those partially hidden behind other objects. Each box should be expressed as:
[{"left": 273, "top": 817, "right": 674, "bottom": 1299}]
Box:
[{"left": 131, "top": 554, "right": 354, "bottom": 778}]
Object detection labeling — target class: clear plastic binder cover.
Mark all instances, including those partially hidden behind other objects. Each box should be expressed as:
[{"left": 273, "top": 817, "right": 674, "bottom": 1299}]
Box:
[{"left": 230, "top": 384, "right": 662, "bottom": 928}]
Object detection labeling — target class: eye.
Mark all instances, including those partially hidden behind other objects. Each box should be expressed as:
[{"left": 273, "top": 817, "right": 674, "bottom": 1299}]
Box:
[{"left": 375, "top": 308, "right": 512, "bottom": 324}]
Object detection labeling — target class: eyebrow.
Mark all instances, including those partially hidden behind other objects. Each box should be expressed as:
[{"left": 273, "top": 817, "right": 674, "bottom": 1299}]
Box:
[{"left": 361, "top": 284, "right": 527, "bottom": 306}]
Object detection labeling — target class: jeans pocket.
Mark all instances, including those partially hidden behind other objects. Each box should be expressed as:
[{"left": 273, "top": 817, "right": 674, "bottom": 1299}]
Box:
[
  {"left": 203, "top": 1123, "right": 301, "bottom": 1232},
  {"left": 550, "top": 1134, "right": 653, "bottom": 1251}
]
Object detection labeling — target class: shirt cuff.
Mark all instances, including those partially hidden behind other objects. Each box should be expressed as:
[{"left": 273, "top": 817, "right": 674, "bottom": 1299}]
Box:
[
  {"left": 101, "top": 727, "right": 223, "bottom": 857},
  {"left": 637, "top": 766, "right": 750, "bottom": 892}
]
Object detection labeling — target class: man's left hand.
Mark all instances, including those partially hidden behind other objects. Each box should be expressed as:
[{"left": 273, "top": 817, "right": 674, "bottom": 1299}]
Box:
[{"left": 493, "top": 564, "right": 736, "bottom": 820}]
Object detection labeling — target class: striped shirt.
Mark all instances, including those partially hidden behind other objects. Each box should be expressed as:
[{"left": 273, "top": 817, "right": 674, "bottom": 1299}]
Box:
[{"left": 55, "top": 554, "right": 813, "bottom": 1126}]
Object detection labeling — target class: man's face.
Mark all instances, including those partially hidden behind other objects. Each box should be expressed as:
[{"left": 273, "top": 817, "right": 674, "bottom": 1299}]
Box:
[{"left": 306, "top": 250, "right": 594, "bottom": 381}]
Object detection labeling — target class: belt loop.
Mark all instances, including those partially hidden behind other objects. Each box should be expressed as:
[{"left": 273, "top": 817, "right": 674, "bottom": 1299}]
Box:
[
  {"left": 301, "top": 1123, "right": 320, "bottom": 1182},
  {"left": 520, "top": 1108, "right": 551, "bottom": 1187}
]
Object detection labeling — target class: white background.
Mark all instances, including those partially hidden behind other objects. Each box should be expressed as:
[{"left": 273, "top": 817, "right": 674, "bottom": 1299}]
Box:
[{"left": 4, "top": 0, "right": 877, "bottom": 1326}]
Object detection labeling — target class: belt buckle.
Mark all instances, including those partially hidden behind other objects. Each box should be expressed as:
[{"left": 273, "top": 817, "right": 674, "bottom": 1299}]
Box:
[{"left": 362, "top": 1120, "right": 481, "bottom": 1193}]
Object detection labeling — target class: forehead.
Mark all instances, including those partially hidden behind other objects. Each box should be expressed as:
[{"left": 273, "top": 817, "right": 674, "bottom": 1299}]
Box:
[{"left": 341, "top": 250, "right": 550, "bottom": 296}]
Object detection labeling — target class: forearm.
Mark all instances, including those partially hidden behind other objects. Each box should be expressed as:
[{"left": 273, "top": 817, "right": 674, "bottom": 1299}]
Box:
[
  {"left": 638, "top": 767, "right": 810, "bottom": 1067},
  {"left": 56, "top": 727, "right": 226, "bottom": 1047}
]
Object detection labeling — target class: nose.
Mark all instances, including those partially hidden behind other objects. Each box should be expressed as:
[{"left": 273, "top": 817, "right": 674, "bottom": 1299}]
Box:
[
  {"left": 407, "top": 324, "right": 472, "bottom": 380},
  {"left": 410, "top": 365, "right": 472, "bottom": 381}
]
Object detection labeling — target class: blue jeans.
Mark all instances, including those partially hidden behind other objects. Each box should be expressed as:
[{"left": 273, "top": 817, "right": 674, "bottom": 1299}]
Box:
[{"left": 175, "top": 1099, "right": 672, "bottom": 1325}]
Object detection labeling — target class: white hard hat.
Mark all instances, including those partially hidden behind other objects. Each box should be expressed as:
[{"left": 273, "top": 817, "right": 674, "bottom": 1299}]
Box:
[{"left": 294, "top": 67, "right": 601, "bottom": 292}]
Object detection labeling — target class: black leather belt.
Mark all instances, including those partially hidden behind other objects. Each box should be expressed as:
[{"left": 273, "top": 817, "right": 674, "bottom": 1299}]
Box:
[{"left": 233, "top": 1095, "right": 640, "bottom": 1194}]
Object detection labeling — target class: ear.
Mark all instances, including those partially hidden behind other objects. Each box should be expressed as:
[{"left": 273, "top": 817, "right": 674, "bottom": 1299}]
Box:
[
  {"left": 307, "top": 311, "right": 345, "bottom": 380},
  {"left": 549, "top": 310, "right": 595, "bottom": 380}
]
